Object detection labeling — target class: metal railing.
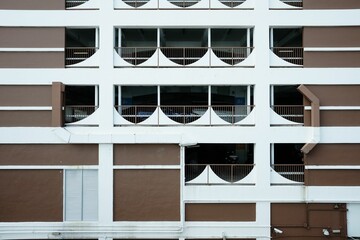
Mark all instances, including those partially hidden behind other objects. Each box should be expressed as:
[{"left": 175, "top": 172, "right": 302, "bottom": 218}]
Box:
[
  {"left": 213, "top": 105, "right": 254, "bottom": 124},
  {"left": 160, "top": 47, "right": 208, "bottom": 65},
  {"left": 115, "top": 105, "right": 157, "bottom": 124},
  {"left": 218, "top": 0, "right": 246, "bottom": 7},
  {"left": 185, "top": 164, "right": 254, "bottom": 184},
  {"left": 65, "top": 47, "right": 98, "bottom": 66},
  {"left": 212, "top": 47, "right": 253, "bottom": 65},
  {"left": 271, "top": 105, "right": 304, "bottom": 123},
  {"left": 66, "top": 0, "right": 88, "bottom": 8},
  {"left": 271, "top": 47, "right": 303, "bottom": 66},
  {"left": 122, "top": 0, "right": 150, "bottom": 7},
  {"left": 271, "top": 164, "right": 304, "bottom": 183},
  {"left": 65, "top": 105, "right": 98, "bottom": 123},
  {"left": 168, "top": 0, "right": 201, "bottom": 7},
  {"left": 115, "top": 105, "right": 254, "bottom": 125},
  {"left": 114, "top": 47, "right": 157, "bottom": 65},
  {"left": 280, "top": 0, "right": 303, "bottom": 7},
  {"left": 114, "top": 47, "right": 254, "bottom": 67}
]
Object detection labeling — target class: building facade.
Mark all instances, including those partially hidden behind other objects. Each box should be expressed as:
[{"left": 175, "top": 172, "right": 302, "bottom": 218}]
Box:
[{"left": 0, "top": 0, "right": 360, "bottom": 239}]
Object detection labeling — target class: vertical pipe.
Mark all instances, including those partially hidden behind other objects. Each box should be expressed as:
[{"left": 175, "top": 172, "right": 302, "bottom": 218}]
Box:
[
  {"left": 208, "top": 85, "right": 211, "bottom": 125},
  {"left": 118, "top": 85, "right": 121, "bottom": 113},
  {"left": 95, "top": 85, "right": 99, "bottom": 107},
  {"left": 95, "top": 27, "right": 99, "bottom": 48},
  {"left": 270, "top": 28, "right": 274, "bottom": 48}
]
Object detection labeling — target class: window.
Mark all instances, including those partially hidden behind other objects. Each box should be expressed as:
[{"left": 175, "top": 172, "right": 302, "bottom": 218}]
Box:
[{"left": 64, "top": 169, "right": 98, "bottom": 221}]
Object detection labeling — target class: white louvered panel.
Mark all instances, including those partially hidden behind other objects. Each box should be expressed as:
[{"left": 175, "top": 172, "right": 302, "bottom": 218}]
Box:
[
  {"left": 82, "top": 170, "right": 98, "bottom": 221},
  {"left": 65, "top": 170, "right": 83, "bottom": 221}
]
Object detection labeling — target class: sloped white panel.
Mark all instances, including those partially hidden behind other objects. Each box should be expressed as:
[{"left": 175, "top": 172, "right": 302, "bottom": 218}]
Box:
[
  {"left": 211, "top": 0, "right": 253, "bottom": 9},
  {"left": 270, "top": 108, "right": 303, "bottom": 126},
  {"left": 113, "top": 49, "right": 159, "bottom": 67},
  {"left": 234, "top": 49, "right": 255, "bottom": 67},
  {"left": 186, "top": 165, "right": 208, "bottom": 184},
  {"left": 270, "top": 167, "right": 302, "bottom": 185},
  {"left": 234, "top": 107, "right": 256, "bottom": 126},
  {"left": 187, "top": 108, "right": 211, "bottom": 126},
  {"left": 67, "top": 0, "right": 100, "bottom": 9},
  {"left": 209, "top": 107, "right": 232, "bottom": 125},
  {"left": 114, "top": 0, "right": 158, "bottom": 9},
  {"left": 114, "top": 49, "right": 134, "bottom": 67},
  {"left": 233, "top": 167, "right": 256, "bottom": 184},
  {"left": 82, "top": 170, "right": 98, "bottom": 221},
  {"left": 210, "top": 49, "right": 229, "bottom": 67},
  {"left": 158, "top": 50, "right": 182, "bottom": 67},
  {"left": 208, "top": 167, "right": 232, "bottom": 184},
  {"left": 113, "top": 108, "right": 135, "bottom": 126},
  {"left": 187, "top": 50, "right": 210, "bottom": 67},
  {"left": 65, "top": 170, "right": 82, "bottom": 221},
  {"left": 66, "top": 51, "right": 100, "bottom": 68},
  {"left": 66, "top": 108, "right": 100, "bottom": 126},
  {"left": 269, "top": 0, "right": 301, "bottom": 9},
  {"left": 269, "top": 50, "right": 301, "bottom": 67},
  {"left": 158, "top": 108, "right": 182, "bottom": 125},
  {"left": 137, "top": 107, "right": 159, "bottom": 125}
]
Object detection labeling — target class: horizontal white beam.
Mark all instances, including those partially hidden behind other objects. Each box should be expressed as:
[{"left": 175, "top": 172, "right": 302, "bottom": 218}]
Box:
[
  {"left": 306, "top": 165, "right": 360, "bottom": 170},
  {"left": 304, "top": 47, "right": 360, "bottom": 52},
  {"left": 0, "top": 106, "right": 52, "bottom": 111}
]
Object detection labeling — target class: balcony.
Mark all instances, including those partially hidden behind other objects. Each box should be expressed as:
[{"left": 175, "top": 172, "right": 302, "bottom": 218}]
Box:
[
  {"left": 185, "top": 144, "right": 255, "bottom": 185},
  {"left": 114, "top": 0, "right": 252, "bottom": 9},
  {"left": 271, "top": 164, "right": 304, "bottom": 183},
  {"left": 65, "top": 0, "right": 99, "bottom": 9},
  {"left": 65, "top": 105, "right": 98, "bottom": 124},
  {"left": 270, "top": 47, "right": 303, "bottom": 66},
  {"left": 269, "top": 0, "right": 302, "bottom": 9},
  {"left": 65, "top": 47, "right": 98, "bottom": 66},
  {"left": 66, "top": 0, "right": 88, "bottom": 8},
  {"left": 271, "top": 105, "right": 304, "bottom": 124}
]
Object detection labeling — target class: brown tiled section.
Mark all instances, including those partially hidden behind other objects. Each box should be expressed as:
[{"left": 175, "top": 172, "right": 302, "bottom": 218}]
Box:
[
  {"left": 114, "top": 144, "right": 180, "bottom": 165},
  {"left": 114, "top": 169, "right": 180, "bottom": 221},
  {"left": 320, "top": 111, "right": 360, "bottom": 126},
  {"left": 306, "top": 170, "right": 360, "bottom": 186},
  {"left": 304, "top": 51, "right": 360, "bottom": 68},
  {"left": 52, "top": 82, "right": 65, "bottom": 127},
  {"left": 0, "top": 0, "right": 65, "bottom": 10},
  {"left": 0, "top": 170, "right": 63, "bottom": 222},
  {"left": 304, "top": 27, "right": 360, "bottom": 47},
  {"left": 0, "top": 52, "right": 65, "bottom": 68},
  {"left": 305, "top": 144, "right": 360, "bottom": 165},
  {"left": 0, "top": 85, "right": 51, "bottom": 106},
  {"left": 0, "top": 28, "right": 65, "bottom": 48},
  {"left": 185, "top": 203, "right": 256, "bottom": 221},
  {"left": 271, "top": 203, "right": 347, "bottom": 239},
  {"left": 303, "top": 0, "right": 360, "bottom": 9},
  {"left": 0, "top": 110, "right": 52, "bottom": 127},
  {"left": 0, "top": 144, "right": 98, "bottom": 165},
  {"left": 304, "top": 85, "right": 360, "bottom": 106}
]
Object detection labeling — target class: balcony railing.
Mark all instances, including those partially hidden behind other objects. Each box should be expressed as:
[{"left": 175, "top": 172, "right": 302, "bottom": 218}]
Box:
[
  {"left": 117, "top": 0, "right": 249, "bottom": 9},
  {"left": 115, "top": 47, "right": 253, "bottom": 67},
  {"left": 65, "top": 47, "right": 98, "bottom": 66},
  {"left": 115, "top": 105, "right": 254, "bottom": 125},
  {"left": 280, "top": 0, "right": 302, "bottom": 7},
  {"left": 65, "top": 105, "right": 98, "bottom": 123},
  {"left": 271, "top": 105, "right": 304, "bottom": 123},
  {"left": 271, "top": 47, "right": 303, "bottom": 66},
  {"left": 66, "top": 0, "right": 88, "bottom": 8},
  {"left": 185, "top": 164, "right": 254, "bottom": 184},
  {"left": 219, "top": 0, "right": 246, "bottom": 7},
  {"left": 168, "top": 0, "right": 201, "bottom": 7},
  {"left": 122, "top": 0, "right": 150, "bottom": 7},
  {"left": 271, "top": 164, "right": 304, "bottom": 183}
]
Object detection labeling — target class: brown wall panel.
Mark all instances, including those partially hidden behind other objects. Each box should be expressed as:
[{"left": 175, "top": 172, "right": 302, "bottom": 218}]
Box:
[
  {"left": 306, "top": 170, "right": 360, "bottom": 186},
  {"left": 114, "top": 144, "right": 180, "bottom": 165},
  {"left": 320, "top": 111, "right": 360, "bottom": 126},
  {"left": 271, "top": 203, "right": 347, "bottom": 239},
  {"left": 305, "top": 144, "right": 360, "bottom": 165},
  {"left": 304, "top": 27, "right": 360, "bottom": 47},
  {"left": 304, "top": 51, "right": 360, "bottom": 68},
  {"left": 0, "top": 110, "right": 52, "bottom": 127},
  {"left": 114, "top": 169, "right": 180, "bottom": 221},
  {"left": 0, "top": 52, "right": 65, "bottom": 68},
  {"left": 185, "top": 203, "right": 256, "bottom": 221},
  {"left": 0, "top": 28, "right": 65, "bottom": 48},
  {"left": 303, "top": 0, "right": 360, "bottom": 9},
  {"left": 0, "top": 0, "right": 64, "bottom": 9},
  {"left": 304, "top": 85, "right": 360, "bottom": 106},
  {"left": 0, "top": 144, "right": 98, "bottom": 165},
  {"left": 0, "top": 85, "right": 51, "bottom": 106},
  {"left": 0, "top": 170, "right": 63, "bottom": 222}
]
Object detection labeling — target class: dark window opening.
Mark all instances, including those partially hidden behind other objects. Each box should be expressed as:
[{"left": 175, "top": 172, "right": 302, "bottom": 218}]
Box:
[
  {"left": 273, "top": 85, "right": 302, "bottom": 105},
  {"left": 66, "top": 28, "right": 96, "bottom": 48}
]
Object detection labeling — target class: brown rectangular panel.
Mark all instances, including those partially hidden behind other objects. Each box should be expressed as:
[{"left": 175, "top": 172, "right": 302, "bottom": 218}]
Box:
[
  {"left": 305, "top": 144, "right": 360, "bottom": 165},
  {"left": 0, "top": 110, "right": 52, "bottom": 127},
  {"left": 303, "top": 0, "right": 360, "bottom": 9},
  {"left": 186, "top": 203, "right": 255, "bottom": 221},
  {"left": 271, "top": 203, "right": 307, "bottom": 226},
  {"left": 0, "top": 52, "right": 65, "bottom": 68},
  {"left": 0, "top": 144, "right": 98, "bottom": 165},
  {"left": 114, "top": 169, "right": 180, "bottom": 221},
  {"left": 303, "top": 85, "right": 360, "bottom": 106},
  {"left": 306, "top": 170, "right": 360, "bottom": 186},
  {"left": 0, "top": 0, "right": 64, "bottom": 9},
  {"left": 0, "top": 28, "right": 65, "bottom": 48},
  {"left": 0, "top": 170, "right": 63, "bottom": 222},
  {"left": 304, "top": 27, "right": 360, "bottom": 47},
  {"left": 0, "top": 85, "right": 51, "bottom": 106},
  {"left": 114, "top": 144, "right": 180, "bottom": 165},
  {"left": 304, "top": 51, "right": 360, "bottom": 68},
  {"left": 320, "top": 111, "right": 360, "bottom": 126}
]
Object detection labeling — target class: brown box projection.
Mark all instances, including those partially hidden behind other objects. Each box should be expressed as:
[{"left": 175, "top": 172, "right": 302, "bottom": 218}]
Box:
[
  {"left": 0, "top": 170, "right": 63, "bottom": 222},
  {"left": 0, "top": 85, "right": 52, "bottom": 106},
  {"left": 305, "top": 144, "right": 360, "bottom": 165},
  {"left": 0, "top": 110, "right": 52, "bottom": 127},
  {"left": 0, "top": 144, "right": 98, "bottom": 165},
  {"left": 303, "top": 0, "right": 360, "bottom": 9},
  {"left": 186, "top": 203, "right": 256, "bottom": 221},
  {"left": 114, "top": 169, "right": 180, "bottom": 221},
  {"left": 0, "top": 0, "right": 65, "bottom": 10},
  {"left": 114, "top": 144, "right": 180, "bottom": 165},
  {"left": 0, "top": 52, "right": 65, "bottom": 68}
]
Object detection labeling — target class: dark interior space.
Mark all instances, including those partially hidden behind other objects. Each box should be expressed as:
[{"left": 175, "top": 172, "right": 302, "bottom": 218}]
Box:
[
  {"left": 66, "top": 28, "right": 96, "bottom": 47},
  {"left": 160, "top": 86, "right": 208, "bottom": 105},
  {"left": 120, "top": 29, "right": 157, "bottom": 47},
  {"left": 274, "top": 143, "right": 304, "bottom": 164},
  {"left": 273, "top": 85, "right": 302, "bottom": 105},
  {"left": 65, "top": 86, "right": 95, "bottom": 105},
  {"left": 211, "top": 28, "right": 250, "bottom": 47},
  {"left": 160, "top": 29, "right": 208, "bottom": 47},
  {"left": 272, "top": 28, "right": 303, "bottom": 47},
  {"left": 212, "top": 86, "right": 253, "bottom": 105}
]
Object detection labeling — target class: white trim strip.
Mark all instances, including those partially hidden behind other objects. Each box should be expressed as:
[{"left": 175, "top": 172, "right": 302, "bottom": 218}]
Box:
[
  {"left": 0, "top": 48, "right": 64, "bottom": 52},
  {"left": 304, "top": 47, "right": 360, "bottom": 52},
  {"left": 113, "top": 165, "right": 181, "bottom": 170},
  {"left": 0, "top": 165, "right": 98, "bottom": 170},
  {"left": 306, "top": 165, "right": 360, "bottom": 170},
  {"left": 304, "top": 106, "right": 360, "bottom": 111},
  {"left": 0, "top": 106, "right": 52, "bottom": 111}
]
